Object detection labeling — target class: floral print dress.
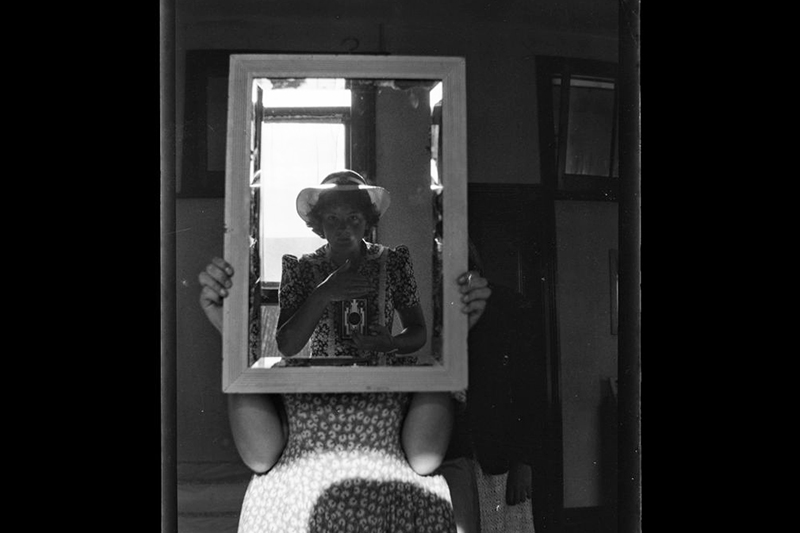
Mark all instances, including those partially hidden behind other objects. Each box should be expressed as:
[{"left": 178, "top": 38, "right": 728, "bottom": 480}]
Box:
[
  {"left": 236, "top": 243, "right": 456, "bottom": 532},
  {"left": 237, "top": 393, "right": 456, "bottom": 532},
  {"left": 277, "top": 243, "right": 422, "bottom": 365}
]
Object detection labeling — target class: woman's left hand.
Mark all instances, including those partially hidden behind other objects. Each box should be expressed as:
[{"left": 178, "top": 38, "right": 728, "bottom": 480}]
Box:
[
  {"left": 351, "top": 324, "right": 395, "bottom": 353},
  {"left": 457, "top": 271, "right": 492, "bottom": 330},
  {"left": 505, "top": 461, "right": 532, "bottom": 505}
]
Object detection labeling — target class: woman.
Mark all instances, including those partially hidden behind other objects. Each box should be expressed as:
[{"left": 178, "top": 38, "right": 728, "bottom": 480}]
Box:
[
  {"left": 198, "top": 170, "right": 492, "bottom": 533},
  {"left": 275, "top": 169, "right": 425, "bottom": 365}
]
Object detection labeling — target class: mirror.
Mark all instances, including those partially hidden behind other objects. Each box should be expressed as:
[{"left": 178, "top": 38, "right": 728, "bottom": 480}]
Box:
[{"left": 222, "top": 54, "right": 468, "bottom": 393}]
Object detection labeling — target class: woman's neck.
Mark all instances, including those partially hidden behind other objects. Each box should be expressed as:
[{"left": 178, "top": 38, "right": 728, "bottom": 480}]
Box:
[{"left": 327, "top": 240, "right": 366, "bottom": 267}]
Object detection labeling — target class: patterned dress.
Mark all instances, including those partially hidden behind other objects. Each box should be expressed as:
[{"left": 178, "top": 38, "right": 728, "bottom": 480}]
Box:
[
  {"left": 277, "top": 243, "right": 421, "bottom": 365},
  {"left": 237, "top": 393, "right": 456, "bottom": 532},
  {"left": 236, "top": 243, "right": 456, "bottom": 532}
]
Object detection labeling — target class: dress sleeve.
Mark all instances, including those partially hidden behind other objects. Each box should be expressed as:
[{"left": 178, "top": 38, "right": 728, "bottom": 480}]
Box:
[
  {"left": 388, "top": 245, "right": 421, "bottom": 310},
  {"left": 278, "top": 254, "right": 305, "bottom": 315}
]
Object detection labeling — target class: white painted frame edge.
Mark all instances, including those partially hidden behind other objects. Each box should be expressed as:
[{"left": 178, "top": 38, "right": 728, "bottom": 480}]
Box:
[{"left": 222, "top": 54, "right": 468, "bottom": 393}]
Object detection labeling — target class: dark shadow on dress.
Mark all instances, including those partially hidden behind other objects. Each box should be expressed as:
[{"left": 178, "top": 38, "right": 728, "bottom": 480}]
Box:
[{"left": 309, "top": 478, "right": 455, "bottom": 533}]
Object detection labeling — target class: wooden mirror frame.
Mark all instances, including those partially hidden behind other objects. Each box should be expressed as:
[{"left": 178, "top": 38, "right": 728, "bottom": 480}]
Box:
[{"left": 222, "top": 54, "right": 468, "bottom": 393}]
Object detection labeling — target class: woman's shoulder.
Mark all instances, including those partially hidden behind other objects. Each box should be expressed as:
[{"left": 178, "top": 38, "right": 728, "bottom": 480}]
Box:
[
  {"left": 377, "top": 243, "right": 411, "bottom": 261},
  {"left": 281, "top": 248, "right": 328, "bottom": 281},
  {"left": 280, "top": 254, "right": 301, "bottom": 275},
  {"left": 387, "top": 245, "right": 413, "bottom": 270},
  {"left": 391, "top": 244, "right": 411, "bottom": 255},
  {"left": 283, "top": 246, "right": 327, "bottom": 266}
]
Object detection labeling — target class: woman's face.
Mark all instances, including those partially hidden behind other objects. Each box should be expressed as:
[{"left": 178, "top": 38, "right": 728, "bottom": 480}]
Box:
[{"left": 320, "top": 202, "right": 368, "bottom": 251}]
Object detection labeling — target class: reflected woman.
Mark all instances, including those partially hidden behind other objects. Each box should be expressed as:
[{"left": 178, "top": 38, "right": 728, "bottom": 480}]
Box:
[
  {"left": 276, "top": 169, "right": 426, "bottom": 365},
  {"left": 198, "top": 170, "right": 493, "bottom": 532}
]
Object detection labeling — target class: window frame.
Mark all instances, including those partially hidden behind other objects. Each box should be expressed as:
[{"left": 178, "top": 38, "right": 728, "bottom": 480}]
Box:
[
  {"left": 536, "top": 56, "right": 619, "bottom": 201},
  {"left": 254, "top": 87, "right": 352, "bottom": 301}
]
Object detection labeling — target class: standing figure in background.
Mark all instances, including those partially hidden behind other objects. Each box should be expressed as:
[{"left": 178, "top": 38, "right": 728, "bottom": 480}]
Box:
[
  {"left": 198, "top": 170, "right": 493, "bottom": 533},
  {"left": 442, "top": 240, "right": 540, "bottom": 533}
]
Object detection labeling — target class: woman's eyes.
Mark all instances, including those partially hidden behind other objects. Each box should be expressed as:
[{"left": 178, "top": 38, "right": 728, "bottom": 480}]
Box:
[{"left": 325, "top": 214, "right": 363, "bottom": 223}]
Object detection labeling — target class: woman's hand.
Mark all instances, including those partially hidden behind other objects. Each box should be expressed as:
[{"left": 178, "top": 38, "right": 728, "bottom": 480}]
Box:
[
  {"left": 198, "top": 257, "right": 234, "bottom": 334},
  {"left": 318, "top": 259, "right": 374, "bottom": 302},
  {"left": 457, "top": 271, "right": 492, "bottom": 330},
  {"left": 505, "top": 461, "right": 533, "bottom": 505}
]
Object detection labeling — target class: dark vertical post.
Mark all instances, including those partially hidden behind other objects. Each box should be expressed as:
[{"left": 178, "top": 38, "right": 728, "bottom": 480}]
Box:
[
  {"left": 160, "top": 0, "right": 177, "bottom": 531},
  {"left": 618, "top": 1, "right": 641, "bottom": 533}
]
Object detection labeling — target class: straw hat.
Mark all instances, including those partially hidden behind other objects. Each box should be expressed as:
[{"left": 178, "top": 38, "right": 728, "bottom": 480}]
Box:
[{"left": 296, "top": 170, "right": 391, "bottom": 224}]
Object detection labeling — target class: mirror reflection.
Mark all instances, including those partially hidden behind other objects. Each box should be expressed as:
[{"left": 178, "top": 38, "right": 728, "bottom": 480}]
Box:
[{"left": 246, "top": 77, "right": 445, "bottom": 369}]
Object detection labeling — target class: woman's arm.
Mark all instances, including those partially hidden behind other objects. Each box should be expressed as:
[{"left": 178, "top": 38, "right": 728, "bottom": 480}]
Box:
[
  {"left": 275, "top": 287, "right": 334, "bottom": 356},
  {"left": 227, "top": 394, "right": 288, "bottom": 474},
  {"left": 352, "top": 303, "right": 427, "bottom": 354},
  {"left": 401, "top": 391, "right": 454, "bottom": 475},
  {"left": 400, "top": 270, "right": 492, "bottom": 474},
  {"left": 198, "top": 257, "right": 288, "bottom": 473},
  {"left": 389, "top": 304, "right": 427, "bottom": 353}
]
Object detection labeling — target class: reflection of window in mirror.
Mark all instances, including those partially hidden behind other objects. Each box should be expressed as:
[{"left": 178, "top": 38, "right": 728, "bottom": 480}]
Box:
[
  {"left": 247, "top": 76, "right": 448, "bottom": 369},
  {"left": 553, "top": 76, "right": 617, "bottom": 177},
  {"left": 253, "top": 78, "right": 350, "bottom": 290},
  {"left": 538, "top": 57, "right": 619, "bottom": 197}
]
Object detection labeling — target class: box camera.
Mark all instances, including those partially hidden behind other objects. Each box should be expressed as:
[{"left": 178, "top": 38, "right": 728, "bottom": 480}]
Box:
[{"left": 340, "top": 298, "right": 368, "bottom": 339}]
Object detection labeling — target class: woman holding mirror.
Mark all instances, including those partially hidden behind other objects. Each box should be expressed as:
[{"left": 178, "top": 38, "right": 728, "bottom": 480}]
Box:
[{"left": 198, "top": 170, "right": 492, "bottom": 533}]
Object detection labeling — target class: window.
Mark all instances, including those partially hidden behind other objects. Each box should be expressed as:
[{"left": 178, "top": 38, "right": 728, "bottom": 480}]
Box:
[
  {"left": 252, "top": 78, "right": 351, "bottom": 287},
  {"left": 537, "top": 57, "right": 619, "bottom": 199}
]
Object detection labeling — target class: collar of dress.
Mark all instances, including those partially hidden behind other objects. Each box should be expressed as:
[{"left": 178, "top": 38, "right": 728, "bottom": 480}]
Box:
[{"left": 314, "top": 241, "right": 386, "bottom": 266}]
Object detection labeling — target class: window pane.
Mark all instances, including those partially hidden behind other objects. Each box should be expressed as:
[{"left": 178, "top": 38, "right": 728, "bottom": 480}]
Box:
[
  {"left": 259, "top": 77, "right": 350, "bottom": 107},
  {"left": 565, "top": 78, "right": 615, "bottom": 176}
]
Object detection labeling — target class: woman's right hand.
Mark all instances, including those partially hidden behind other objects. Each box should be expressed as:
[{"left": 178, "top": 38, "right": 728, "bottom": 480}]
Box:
[
  {"left": 318, "top": 259, "right": 373, "bottom": 302},
  {"left": 198, "top": 257, "right": 234, "bottom": 334}
]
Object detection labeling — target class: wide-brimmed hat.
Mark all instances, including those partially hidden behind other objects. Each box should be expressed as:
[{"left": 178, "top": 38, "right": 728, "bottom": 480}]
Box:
[{"left": 296, "top": 170, "right": 391, "bottom": 224}]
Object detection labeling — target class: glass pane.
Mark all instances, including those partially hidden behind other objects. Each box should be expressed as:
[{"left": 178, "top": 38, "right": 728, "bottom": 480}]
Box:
[
  {"left": 565, "top": 78, "right": 615, "bottom": 176},
  {"left": 259, "top": 77, "right": 350, "bottom": 107},
  {"left": 259, "top": 122, "right": 346, "bottom": 284},
  {"left": 249, "top": 77, "right": 445, "bottom": 369}
]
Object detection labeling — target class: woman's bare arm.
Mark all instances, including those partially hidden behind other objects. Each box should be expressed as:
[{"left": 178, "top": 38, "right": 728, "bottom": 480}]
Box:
[
  {"left": 198, "top": 258, "right": 288, "bottom": 473},
  {"left": 275, "top": 287, "right": 334, "bottom": 356},
  {"left": 352, "top": 303, "right": 427, "bottom": 354},
  {"left": 401, "top": 391, "right": 454, "bottom": 475},
  {"left": 227, "top": 394, "right": 288, "bottom": 474},
  {"left": 400, "top": 270, "right": 491, "bottom": 475},
  {"left": 390, "top": 304, "right": 427, "bottom": 353}
]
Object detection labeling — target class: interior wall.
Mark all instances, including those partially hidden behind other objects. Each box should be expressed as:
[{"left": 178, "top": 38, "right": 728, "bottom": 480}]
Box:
[
  {"left": 172, "top": 0, "right": 620, "bottom": 511},
  {"left": 375, "top": 84, "right": 434, "bottom": 352},
  {"left": 173, "top": 2, "right": 618, "bottom": 188},
  {"left": 176, "top": 198, "right": 239, "bottom": 462},
  {"left": 555, "top": 200, "right": 619, "bottom": 508}
]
